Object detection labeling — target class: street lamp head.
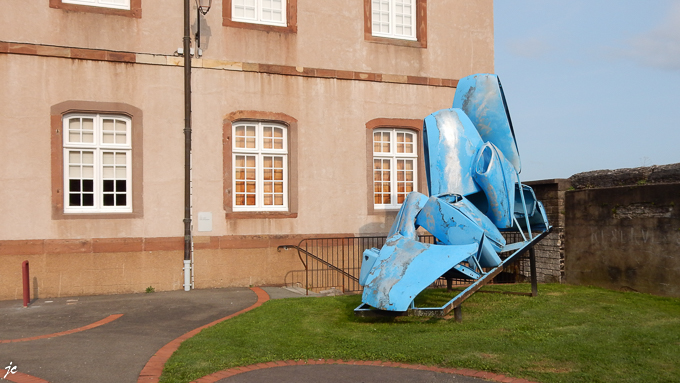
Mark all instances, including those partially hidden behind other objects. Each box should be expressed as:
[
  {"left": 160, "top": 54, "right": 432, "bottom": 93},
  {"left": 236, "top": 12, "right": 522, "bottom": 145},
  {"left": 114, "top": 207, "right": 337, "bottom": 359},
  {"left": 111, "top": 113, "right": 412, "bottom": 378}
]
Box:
[{"left": 196, "top": 0, "right": 212, "bottom": 15}]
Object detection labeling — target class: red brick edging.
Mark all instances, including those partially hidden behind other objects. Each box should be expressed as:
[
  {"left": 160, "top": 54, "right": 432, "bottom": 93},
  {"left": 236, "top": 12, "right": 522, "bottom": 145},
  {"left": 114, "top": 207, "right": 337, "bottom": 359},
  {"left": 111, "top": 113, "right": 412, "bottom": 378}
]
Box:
[
  {"left": 0, "top": 314, "right": 123, "bottom": 344},
  {"left": 1, "top": 314, "right": 124, "bottom": 383},
  {"left": 2, "top": 371, "right": 50, "bottom": 383},
  {"left": 189, "top": 359, "right": 539, "bottom": 383},
  {"left": 136, "top": 287, "right": 270, "bottom": 383}
]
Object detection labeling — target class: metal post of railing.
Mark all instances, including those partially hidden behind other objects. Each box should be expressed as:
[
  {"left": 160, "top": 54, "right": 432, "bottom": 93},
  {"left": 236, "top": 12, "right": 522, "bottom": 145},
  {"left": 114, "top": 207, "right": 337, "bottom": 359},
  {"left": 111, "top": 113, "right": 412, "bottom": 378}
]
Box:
[{"left": 529, "top": 246, "right": 538, "bottom": 297}]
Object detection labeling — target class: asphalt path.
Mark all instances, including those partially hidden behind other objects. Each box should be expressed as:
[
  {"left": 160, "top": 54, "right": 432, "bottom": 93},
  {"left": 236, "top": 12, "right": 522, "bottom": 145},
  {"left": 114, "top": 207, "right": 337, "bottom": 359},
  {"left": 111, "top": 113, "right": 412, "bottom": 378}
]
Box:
[{"left": 0, "top": 287, "right": 512, "bottom": 383}]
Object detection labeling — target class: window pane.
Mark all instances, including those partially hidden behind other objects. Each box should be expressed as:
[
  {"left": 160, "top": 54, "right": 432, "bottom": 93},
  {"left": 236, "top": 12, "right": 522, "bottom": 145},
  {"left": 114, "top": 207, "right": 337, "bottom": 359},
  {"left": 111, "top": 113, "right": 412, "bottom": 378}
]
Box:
[
  {"left": 83, "top": 165, "right": 93, "bottom": 178},
  {"left": 246, "top": 169, "right": 255, "bottom": 180},
  {"left": 70, "top": 166, "right": 81, "bottom": 178},
  {"left": 263, "top": 169, "right": 272, "bottom": 180},
  {"left": 70, "top": 179, "right": 81, "bottom": 192},
  {"left": 83, "top": 193, "right": 94, "bottom": 206},
  {"left": 116, "top": 180, "right": 127, "bottom": 192},
  {"left": 69, "top": 119, "right": 81, "bottom": 142},
  {"left": 69, "top": 194, "right": 81, "bottom": 206}
]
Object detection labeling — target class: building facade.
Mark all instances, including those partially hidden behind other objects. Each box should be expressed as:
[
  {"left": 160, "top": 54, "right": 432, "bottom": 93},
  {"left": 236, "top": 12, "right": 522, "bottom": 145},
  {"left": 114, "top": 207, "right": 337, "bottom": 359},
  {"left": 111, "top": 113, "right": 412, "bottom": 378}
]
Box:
[{"left": 0, "top": 0, "right": 494, "bottom": 300}]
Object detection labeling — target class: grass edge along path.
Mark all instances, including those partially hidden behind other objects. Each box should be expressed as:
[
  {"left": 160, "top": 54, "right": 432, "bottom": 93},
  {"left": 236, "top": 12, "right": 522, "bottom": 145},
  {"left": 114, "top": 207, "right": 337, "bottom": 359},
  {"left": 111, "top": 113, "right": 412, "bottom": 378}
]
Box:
[{"left": 160, "top": 284, "right": 680, "bottom": 383}]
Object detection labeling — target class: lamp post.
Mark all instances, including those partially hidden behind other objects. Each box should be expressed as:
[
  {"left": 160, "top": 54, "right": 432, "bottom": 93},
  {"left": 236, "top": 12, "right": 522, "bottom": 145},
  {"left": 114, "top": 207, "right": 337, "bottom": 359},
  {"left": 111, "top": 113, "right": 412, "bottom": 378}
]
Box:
[{"left": 183, "top": 0, "right": 211, "bottom": 292}]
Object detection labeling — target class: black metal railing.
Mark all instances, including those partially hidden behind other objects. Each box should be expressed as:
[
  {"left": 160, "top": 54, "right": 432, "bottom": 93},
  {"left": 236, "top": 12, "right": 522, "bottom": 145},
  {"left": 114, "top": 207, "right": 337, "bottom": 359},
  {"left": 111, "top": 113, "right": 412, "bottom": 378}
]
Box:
[{"left": 278, "top": 232, "right": 531, "bottom": 294}]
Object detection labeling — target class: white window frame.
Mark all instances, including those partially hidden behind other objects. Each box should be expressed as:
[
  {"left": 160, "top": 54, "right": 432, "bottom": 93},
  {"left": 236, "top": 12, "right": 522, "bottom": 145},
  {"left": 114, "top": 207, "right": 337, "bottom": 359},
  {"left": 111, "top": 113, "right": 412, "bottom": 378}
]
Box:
[
  {"left": 63, "top": 113, "right": 132, "bottom": 214},
  {"left": 373, "top": 128, "right": 418, "bottom": 210},
  {"left": 62, "top": 0, "right": 131, "bottom": 10},
  {"left": 232, "top": 121, "right": 289, "bottom": 212},
  {"left": 371, "top": 0, "right": 417, "bottom": 41},
  {"left": 232, "top": 0, "right": 287, "bottom": 27}
]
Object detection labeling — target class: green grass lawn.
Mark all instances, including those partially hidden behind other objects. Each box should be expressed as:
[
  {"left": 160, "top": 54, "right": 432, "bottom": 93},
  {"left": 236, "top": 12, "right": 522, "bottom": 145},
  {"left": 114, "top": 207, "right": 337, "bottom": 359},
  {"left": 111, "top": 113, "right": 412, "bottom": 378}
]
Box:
[{"left": 161, "top": 284, "right": 680, "bottom": 383}]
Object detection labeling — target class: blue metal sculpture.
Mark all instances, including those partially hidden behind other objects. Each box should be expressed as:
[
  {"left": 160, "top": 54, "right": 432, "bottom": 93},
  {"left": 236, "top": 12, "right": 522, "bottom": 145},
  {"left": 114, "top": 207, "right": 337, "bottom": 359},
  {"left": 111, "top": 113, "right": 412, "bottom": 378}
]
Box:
[{"left": 356, "top": 74, "right": 551, "bottom": 316}]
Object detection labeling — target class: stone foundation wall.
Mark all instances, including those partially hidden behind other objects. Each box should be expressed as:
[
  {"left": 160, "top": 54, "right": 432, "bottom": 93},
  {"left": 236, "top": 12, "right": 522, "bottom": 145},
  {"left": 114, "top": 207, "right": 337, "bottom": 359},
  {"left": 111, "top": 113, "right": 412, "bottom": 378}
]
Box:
[{"left": 564, "top": 164, "right": 680, "bottom": 297}]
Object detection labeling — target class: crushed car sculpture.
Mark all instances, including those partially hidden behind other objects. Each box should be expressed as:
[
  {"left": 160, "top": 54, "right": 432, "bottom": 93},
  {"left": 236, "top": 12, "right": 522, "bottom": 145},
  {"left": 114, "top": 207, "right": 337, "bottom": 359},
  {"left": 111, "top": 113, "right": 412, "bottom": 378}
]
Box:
[{"left": 356, "top": 73, "right": 551, "bottom": 316}]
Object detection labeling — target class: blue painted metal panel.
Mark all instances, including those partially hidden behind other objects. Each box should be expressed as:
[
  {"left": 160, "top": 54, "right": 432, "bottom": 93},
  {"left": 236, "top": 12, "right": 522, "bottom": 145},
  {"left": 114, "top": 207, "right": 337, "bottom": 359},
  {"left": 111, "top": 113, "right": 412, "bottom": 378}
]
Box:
[
  {"left": 472, "top": 142, "right": 518, "bottom": 229},
  {"left": 361, "top": 235, "right": 479, "bottom": 311},
  {"left": 423, "top": 108, "right": 483, "bottom": 197},
  {"left": 415, "top": 195, "right": 505, "bottom": 252},
  {"left": 387, "top": 192, "right": 429, "bottom": 239},
  {"left": 453, "top": 74, "right": 522, "bottom": 173}
]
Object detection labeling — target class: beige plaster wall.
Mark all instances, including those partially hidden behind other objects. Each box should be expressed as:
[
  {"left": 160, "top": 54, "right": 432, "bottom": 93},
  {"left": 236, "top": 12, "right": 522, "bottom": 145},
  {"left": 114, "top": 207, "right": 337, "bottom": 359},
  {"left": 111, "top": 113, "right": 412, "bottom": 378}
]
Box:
[
  {"left": 0, "top": 0, "right": 493, "bottom": 79},
  {"left": 0, "top": 53, "right": 456, "bottom": 240},
  {"left": 0, "top": 54, "right": 186, "bottom": 240}
]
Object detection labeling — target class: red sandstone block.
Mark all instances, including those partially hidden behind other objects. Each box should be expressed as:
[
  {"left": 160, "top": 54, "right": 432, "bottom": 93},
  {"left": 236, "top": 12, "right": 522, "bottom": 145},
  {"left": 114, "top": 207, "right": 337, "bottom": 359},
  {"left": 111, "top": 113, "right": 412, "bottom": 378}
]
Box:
[
  {"left": 70, "top": 48, "right": 107, "bottom": 60},
  {"left": 0, "top": 41, "right": 8, "bottom": 53},
  {"left": 106, "top": 51, "right": 136, "bottom": 63},
  {"left": 315, "top": 68, "right": 337, "bottom": 78},
  {"left": 44, "top": 239, "right": 92, "bottom": 254},
  {"left": 35, "top": 45, "right": 71, "bottom": 58},
  {"left": 428, "top": 77, "right": 443, "bottom": 86},
  {"left": 9, "top": 43, "right": 37, "bottom": 55},
  {"left": 93, "top": 237, "right": 144, "bottom": 253},
  {"left": 143, "top": 237, "right": 183, "bottom": 251},
  {"left": 336, "top": 70, "right": 354, "bottom": 80},
  {"left": 407, "top": 75, "right": 428, "bottom": 85},
  {"left": 274, "top": 361, "right": 287, "bottom": 366},
  {"left": 0, "top": 239, "right": 44, "bottom": 255},
  {"left": 354, "top": 72, "right": 378, "bottom": 81}
]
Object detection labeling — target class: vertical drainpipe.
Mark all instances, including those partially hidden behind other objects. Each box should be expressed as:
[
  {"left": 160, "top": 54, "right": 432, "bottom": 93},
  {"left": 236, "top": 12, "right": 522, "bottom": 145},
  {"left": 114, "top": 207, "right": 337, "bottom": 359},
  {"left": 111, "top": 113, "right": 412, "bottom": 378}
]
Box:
[{"left": 183, "top": 0, "right": 192, "bottom": 292}]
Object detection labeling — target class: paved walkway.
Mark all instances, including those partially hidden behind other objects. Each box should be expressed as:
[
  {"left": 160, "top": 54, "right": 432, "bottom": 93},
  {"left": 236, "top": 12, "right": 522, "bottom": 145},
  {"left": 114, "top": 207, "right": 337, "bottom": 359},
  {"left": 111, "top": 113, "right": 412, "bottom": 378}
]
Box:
[{"left": 0, "top": 287, "right": 537, "bottom": 383}]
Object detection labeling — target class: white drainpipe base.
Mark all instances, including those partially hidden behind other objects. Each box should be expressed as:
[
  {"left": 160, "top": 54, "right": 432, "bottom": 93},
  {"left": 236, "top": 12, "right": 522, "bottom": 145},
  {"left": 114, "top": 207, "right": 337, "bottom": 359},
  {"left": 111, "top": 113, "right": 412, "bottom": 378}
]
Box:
[{"left": 183, "top": 259, "right": 191, "bottom": 291}]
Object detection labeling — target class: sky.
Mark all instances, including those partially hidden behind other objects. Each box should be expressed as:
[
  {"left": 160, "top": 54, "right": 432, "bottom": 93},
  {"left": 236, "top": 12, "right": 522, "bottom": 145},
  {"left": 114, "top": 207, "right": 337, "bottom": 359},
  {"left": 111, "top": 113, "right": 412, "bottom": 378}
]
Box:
[{"left": 493, "top": 0, "right": 680, "bottom": 181}]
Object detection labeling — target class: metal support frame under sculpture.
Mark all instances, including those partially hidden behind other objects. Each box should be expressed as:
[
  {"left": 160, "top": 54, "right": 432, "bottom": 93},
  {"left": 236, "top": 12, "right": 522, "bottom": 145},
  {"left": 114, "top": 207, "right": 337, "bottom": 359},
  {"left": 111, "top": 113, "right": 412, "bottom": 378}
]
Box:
[{"left": 356, "top": 73, "right": 552, "bottom": 317}]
